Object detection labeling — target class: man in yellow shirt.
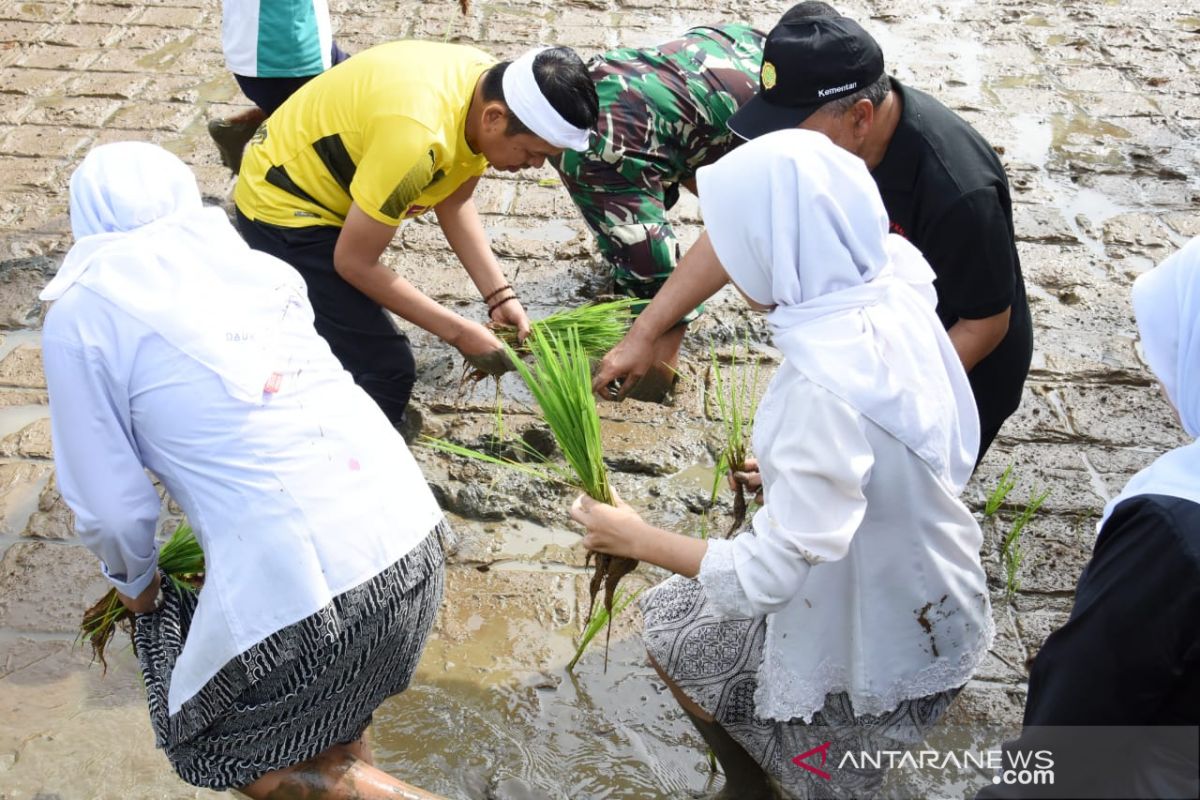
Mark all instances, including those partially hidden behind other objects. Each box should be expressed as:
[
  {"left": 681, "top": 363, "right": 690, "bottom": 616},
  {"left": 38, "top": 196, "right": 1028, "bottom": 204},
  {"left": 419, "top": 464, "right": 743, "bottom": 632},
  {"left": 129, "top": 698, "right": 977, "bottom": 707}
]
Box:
[{"left": 235, "top": 41, "right": 598, "bottom": 430}]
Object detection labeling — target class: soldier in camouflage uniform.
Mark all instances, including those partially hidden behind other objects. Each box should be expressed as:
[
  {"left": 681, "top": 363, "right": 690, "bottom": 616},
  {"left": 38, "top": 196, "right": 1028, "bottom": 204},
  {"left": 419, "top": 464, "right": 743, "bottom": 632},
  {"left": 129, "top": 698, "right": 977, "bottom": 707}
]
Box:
[{"left": 551, "top": 24, "right": 764, "bottom": 398}]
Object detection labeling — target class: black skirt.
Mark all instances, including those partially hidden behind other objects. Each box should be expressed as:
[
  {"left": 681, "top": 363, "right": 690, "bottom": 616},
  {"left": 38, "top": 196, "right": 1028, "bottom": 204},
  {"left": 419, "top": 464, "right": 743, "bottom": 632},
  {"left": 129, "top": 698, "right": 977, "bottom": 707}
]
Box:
[{"left": 133, "top": 521, "right": 448, "bottom": 790}]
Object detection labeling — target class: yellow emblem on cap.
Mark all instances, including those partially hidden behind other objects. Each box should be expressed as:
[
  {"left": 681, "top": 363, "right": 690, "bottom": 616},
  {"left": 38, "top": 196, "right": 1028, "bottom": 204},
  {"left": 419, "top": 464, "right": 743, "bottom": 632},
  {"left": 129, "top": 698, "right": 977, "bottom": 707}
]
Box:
[{"left": 762, "top": 61, "right": 777, "bottom": 90}]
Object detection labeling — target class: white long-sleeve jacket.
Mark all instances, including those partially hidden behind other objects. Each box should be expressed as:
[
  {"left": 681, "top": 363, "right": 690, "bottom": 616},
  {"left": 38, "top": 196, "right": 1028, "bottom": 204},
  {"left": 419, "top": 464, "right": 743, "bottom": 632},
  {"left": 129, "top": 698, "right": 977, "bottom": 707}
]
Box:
[
  {"left": 695, "top": 363, "right": 993, "bottom": 722},
  {"left": 43, "top": 287, "right": 443, "bottom": 716}
]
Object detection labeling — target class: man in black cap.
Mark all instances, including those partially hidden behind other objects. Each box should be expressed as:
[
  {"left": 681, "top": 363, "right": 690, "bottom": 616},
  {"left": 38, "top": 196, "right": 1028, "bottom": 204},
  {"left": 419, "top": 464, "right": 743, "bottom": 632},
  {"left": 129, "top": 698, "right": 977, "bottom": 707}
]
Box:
[{"left": 596, "top": 1, "right": 1031, "bottom": 462}]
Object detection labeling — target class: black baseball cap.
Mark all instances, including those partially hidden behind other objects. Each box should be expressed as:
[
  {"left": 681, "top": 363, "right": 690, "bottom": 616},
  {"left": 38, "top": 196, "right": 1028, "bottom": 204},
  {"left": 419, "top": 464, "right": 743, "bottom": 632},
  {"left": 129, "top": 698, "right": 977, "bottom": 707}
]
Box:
[{"left": 728, "top": 14, "right": 886, "bottom": 140}]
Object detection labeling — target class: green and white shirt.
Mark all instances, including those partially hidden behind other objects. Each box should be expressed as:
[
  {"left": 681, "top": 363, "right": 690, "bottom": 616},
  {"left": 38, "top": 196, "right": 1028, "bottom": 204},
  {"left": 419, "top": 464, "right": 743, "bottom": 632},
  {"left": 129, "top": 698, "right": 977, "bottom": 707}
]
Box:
[{"left": 221, "top": 0, "right": 332, "bottom": 78}]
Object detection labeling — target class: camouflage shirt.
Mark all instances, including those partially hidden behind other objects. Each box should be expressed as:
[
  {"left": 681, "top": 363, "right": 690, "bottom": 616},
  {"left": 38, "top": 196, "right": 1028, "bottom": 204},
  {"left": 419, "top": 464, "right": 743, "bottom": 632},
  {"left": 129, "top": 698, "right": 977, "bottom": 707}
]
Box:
[{"left": 552, "top": 24, "right": 765, "bottom": 314}]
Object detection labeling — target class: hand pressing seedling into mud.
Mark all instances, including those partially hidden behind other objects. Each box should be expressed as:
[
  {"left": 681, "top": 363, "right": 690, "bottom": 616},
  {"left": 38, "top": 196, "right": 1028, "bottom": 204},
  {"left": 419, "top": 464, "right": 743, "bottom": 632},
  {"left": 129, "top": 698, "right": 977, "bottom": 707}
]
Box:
[
  {"left": 728, "top": 457, "right": 764, "bottom": 507},
  {"left": 452, "top": 318, "right": 519, "bottom": 380},
  {"left": 461, "top": 346, "right": 518, "bottom": 378}
]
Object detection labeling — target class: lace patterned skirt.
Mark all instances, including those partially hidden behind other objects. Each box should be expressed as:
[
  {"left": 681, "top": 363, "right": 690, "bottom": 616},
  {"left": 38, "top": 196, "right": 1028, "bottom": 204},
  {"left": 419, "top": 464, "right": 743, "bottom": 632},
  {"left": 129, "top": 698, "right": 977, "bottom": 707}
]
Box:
[
  {"left": 642, "top": 574, "right": 960, "bottom": 800},
  {"left": 133, "top": 521, "right": 448, "bottom": 790}
]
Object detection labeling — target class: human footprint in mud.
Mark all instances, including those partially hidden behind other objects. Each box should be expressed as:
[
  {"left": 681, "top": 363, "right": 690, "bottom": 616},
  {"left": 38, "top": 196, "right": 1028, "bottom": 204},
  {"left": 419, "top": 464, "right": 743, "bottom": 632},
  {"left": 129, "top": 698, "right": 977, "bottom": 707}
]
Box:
[
  {"left": 571, "top": 132, "right": 993, "bottom": 799},
  {"left": 234, "top": 42, "right": 598, "bottom": 433},
  {"left": 41, "top": 142, "right": 449, "bottom": 800}
]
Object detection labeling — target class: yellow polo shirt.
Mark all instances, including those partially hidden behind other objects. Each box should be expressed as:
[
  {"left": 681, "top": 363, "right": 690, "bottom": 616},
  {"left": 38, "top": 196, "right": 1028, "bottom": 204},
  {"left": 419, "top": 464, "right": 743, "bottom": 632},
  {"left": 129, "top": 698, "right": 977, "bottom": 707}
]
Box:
[{"left": 235, "top": 41, "right": 494, "bottom": 228}]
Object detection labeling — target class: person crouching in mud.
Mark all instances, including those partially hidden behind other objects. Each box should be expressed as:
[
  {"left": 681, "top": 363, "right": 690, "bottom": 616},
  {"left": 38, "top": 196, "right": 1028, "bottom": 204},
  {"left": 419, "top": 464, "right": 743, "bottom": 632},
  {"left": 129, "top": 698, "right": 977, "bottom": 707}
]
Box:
[
  {"left": 42, "top": 141, "right": 450, "bottom": 800},
  {"left": 570, "top": 131, "right": 993, "bottom": 799}
]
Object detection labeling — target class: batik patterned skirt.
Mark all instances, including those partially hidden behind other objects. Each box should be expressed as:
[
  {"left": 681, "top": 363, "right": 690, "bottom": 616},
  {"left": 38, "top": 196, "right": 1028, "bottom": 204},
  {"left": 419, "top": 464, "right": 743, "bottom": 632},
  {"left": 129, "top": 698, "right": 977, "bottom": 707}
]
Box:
[
  {"left": 132, "top": 521, "right": 448, "bottom": 790},
  {"left": 642, "top": 574, "right": 960, "bottom": 800}
]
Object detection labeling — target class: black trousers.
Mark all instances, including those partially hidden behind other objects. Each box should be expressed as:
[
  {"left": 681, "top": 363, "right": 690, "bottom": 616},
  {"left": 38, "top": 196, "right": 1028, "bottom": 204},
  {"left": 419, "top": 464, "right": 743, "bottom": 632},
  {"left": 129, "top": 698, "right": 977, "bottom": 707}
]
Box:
[
  {"left": 235, "top": 211, "right": 415, "bottom": 427},
  {"left": 233, "top": 42, "right": 350, "bottom": 116}
]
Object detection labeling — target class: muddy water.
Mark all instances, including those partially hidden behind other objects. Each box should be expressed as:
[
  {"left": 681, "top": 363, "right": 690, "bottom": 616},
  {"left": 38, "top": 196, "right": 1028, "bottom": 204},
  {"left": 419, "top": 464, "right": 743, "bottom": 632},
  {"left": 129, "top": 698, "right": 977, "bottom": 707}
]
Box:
[
  {"left": 0, "top": 550, "right": 711, "bottom": 800},
  {"left": 3, "top": 0, "right": 1200, "bottom": 797},
  {"left": 377, "top": 639, "right": 710, "bottom": 799}
]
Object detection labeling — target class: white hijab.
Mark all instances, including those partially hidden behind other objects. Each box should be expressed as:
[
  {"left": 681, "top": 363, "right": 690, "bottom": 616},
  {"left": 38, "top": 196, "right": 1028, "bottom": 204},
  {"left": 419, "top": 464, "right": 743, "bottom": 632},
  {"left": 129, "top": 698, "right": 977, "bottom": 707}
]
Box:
[
  {"left": 697, "top": 129, "right": 979, "bottom": 492},
  {"left": 1099, "top": 236, "right": 1200, "bottom": 528},
  {"left": 42, "top": 142, "right": 309, "bottom": 403}
]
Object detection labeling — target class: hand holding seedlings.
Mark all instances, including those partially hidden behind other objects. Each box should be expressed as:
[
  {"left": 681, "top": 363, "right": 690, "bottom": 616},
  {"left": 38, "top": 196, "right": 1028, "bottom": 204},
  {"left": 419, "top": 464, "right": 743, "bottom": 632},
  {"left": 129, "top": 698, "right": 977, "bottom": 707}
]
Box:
[
  {"left": 570, "top": 493, "right": 708, "bottom": 580},
  {"left": 450, "top": 317, "right": 507, "bottom": 355},
  {"left": 487, "top": 293, "right": 533, "bottom": 342},
  {"left": 452, "top": 320, "right": 513, "bottom": 376},
  {"left": 491, "top": 299, "right": 638, "bottom": 359},
  {"left": 81, "top": 523, "right": 205, "bottom": 670},
  {"left": 710, "top": 343, "right": 761, "bottom": 535},
  {"left": 570, "top": 492, "right": 643, "bottom": 558},
  {"left": 728, "top": 457, "right": 764, "bottom": 506},
  {"left": 117, "top": 570, "right": 163, "bottom": 615},
  {"left": 428, "top": 326, "right": 639, "bottom": 667}
]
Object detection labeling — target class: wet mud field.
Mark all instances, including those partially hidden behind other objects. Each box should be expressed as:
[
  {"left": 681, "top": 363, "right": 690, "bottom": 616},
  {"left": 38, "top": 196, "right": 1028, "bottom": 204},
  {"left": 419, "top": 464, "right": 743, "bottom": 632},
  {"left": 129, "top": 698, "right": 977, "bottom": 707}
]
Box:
[{"left": 1, "top": 0, "right": 1198, "bottom": 797}]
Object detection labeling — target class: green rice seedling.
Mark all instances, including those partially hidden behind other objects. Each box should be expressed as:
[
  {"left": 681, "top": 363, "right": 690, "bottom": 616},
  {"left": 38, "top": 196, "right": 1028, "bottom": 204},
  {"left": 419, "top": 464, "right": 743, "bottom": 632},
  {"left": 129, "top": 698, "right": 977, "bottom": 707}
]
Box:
[
  {"left": 491, "top": 380, "right": 507, "bottom": 444},
  {"left": 81, "top": 522, "right": 204, "bottom": 670},
  {"left": 985, "top": 464, "right": 1017, "bottom": 517},
  {"left": 492, "top": 298, "right": 641, "bottom": 361},
  {"left": 440, "top": 1, "right": 465, "bottom": 41},
  {"left": 696, "top": 452, "right": 728, "bottom": 540},
  {"left": 567, "top": 585, "right": 643, "bottom": 672},
  {"left": 709, "top": 341, "right": 762, "bottom": 536},
  {"left": 422, "top": 436, "right": 564, "bottom": 484},
  {"left": 1001, "top": 487, "right": 1050, "bottom": 601}
]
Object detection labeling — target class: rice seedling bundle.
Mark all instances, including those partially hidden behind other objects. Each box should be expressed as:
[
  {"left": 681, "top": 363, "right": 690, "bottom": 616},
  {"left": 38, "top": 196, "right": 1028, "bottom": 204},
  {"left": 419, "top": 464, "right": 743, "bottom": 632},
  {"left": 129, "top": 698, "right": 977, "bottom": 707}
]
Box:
[
  {"left": 451, "top": 324, "right": 633, "bottom": 591},
  {"left": 427, "top": 325, "right": 636, "bottom": 666},
  {"left": 491, "top": 298, "right": 640, "bottom": 361},
  {"left": 80, "top": 523, "right": 204, "bottom": 670},
  {"left": 710, "top": 342, "right": 762, "bottom": 537}
]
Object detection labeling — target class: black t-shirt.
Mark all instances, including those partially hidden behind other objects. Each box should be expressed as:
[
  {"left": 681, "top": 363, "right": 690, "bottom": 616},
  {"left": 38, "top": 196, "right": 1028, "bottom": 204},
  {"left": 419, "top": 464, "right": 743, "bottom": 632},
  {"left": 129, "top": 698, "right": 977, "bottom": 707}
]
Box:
[
  {"left": 873, "top": 79, "right": 1032, "bottom": 447},
  {"left": 976, "top": 494, "right": 1200, "bottom": 799}
]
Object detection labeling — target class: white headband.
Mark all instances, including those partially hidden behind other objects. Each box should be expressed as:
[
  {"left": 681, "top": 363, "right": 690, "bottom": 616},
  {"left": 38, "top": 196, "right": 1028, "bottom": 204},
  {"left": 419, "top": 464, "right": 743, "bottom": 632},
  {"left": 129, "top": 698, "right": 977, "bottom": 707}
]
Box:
[{"left": 501, "top": 47, "right": 591, "bottom": 151}]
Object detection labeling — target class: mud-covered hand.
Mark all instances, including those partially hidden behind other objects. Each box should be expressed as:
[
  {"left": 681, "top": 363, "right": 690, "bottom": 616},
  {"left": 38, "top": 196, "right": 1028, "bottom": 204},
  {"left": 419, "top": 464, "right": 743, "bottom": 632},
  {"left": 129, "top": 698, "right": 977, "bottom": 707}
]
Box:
[
  {"left": 569, "top": 493, "right": 645, "bottom": 560},
  {"left": 728, "top": 457, "right": 764, "bottom": 505},
  {"left": 463, "top": 348, "right": 517, "bottom": 376},
  {"left": 452, "top": 320, "right": 515, "bottom": 376},
  {"left": 488, "top": 296, "right": 532, "bottom": 343}
]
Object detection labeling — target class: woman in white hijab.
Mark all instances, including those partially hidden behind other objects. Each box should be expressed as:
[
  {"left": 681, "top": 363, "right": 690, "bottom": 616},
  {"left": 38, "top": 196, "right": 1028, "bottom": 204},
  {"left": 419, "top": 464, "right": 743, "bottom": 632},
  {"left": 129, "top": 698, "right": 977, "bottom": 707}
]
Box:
[
  {"left": 41, "top": 142, "right": 447, "bottom": 799},
  {"left": 571, "top": 130, "right": 993, "bottom": 798},
  {"left": 979, "top": 239, "right": 1200, "bottom": 800}
]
